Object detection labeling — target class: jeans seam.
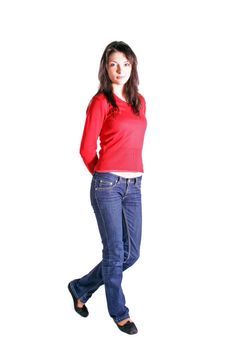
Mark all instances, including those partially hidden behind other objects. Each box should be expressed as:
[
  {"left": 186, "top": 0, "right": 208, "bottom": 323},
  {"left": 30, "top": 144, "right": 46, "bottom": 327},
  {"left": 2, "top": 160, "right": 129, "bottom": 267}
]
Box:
[
  {"left": 94, "top": 189, "right": 110, "bottom": 263},
  {"left": 122, "top": 207, "right": 131, "bottom": 263}
]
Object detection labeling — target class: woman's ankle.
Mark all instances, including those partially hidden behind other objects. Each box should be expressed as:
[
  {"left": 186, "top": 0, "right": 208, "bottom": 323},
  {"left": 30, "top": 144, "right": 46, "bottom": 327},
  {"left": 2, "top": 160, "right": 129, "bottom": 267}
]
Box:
[
  {"left": 76, "top": 299, "right": 85, "bottom": 308},
  {"left": 117, "top": 318, "right": 132, "bottom": 326}
]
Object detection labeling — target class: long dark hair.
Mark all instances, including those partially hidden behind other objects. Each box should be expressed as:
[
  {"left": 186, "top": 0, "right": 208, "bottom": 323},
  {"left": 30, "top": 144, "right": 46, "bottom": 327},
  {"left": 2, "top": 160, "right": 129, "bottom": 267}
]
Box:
[{"left": 97, "top": 41, "right": 141, "bottom": 114}]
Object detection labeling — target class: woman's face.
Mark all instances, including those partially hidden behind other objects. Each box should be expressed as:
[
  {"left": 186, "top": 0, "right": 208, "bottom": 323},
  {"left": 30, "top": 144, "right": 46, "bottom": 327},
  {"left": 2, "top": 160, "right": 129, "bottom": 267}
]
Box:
[{"left": 107, "top": 51, "right": 132, "bottom": 86}]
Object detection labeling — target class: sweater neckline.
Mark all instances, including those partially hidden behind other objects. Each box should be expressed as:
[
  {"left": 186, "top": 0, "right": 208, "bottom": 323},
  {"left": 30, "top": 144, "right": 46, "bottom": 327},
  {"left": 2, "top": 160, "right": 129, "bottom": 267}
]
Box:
[{"left": 113, "top": 93, "right": 129, "bottom": 104}]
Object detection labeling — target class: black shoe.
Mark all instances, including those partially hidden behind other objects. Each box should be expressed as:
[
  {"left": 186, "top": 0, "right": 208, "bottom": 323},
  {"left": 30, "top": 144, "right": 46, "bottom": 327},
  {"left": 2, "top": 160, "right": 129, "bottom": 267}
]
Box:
[
  {"left": 117, "top": 321, "right": 138, "bottom": 335},
  {"left": 68, "top": 282, "right": 89, "bottom": 317}
]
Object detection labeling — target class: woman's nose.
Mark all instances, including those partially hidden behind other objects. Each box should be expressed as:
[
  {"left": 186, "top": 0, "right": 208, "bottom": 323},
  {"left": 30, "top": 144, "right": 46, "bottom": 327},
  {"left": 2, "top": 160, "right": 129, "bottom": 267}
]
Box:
[{"left": 116, "top": 65, "right": 122, "bottom": 73}]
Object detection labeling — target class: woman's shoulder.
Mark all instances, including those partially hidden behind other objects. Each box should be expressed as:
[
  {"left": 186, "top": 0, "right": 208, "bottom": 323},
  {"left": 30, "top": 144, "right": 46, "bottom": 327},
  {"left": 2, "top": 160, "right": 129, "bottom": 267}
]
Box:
[
  {"left": 138, "top": 93, "right": 146, "bottom": 114},
  {"left": 89, "top": 92, "right": 108, "bottom": 104},
  {"left": 87, "top": 92, "right": 109, "bottom": 110},
  {"left": 138, "top": 93, "right": 146, "bottom": 112},
  {"left": 138, "top": 93, "right": 146, "bottom": 104}
]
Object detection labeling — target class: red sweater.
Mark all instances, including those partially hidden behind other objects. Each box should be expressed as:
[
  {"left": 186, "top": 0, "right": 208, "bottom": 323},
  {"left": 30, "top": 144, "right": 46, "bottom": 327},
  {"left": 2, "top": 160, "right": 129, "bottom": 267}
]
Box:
[{"left": 80, "top": 93, "right": 147, "bottom": 174}]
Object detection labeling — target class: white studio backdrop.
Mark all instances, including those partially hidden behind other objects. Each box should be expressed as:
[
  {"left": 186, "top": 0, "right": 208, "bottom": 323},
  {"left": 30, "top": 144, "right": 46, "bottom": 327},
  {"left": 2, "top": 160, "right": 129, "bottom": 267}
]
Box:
[{"left": 0, "top": 0, "right": 232, "bottom": 349}]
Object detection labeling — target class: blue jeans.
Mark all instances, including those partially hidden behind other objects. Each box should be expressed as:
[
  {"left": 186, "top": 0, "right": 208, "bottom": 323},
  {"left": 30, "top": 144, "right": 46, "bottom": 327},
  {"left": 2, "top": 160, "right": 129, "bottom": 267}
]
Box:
[{"left": 69, "top": 172, "right": 142, "bottom": 323}]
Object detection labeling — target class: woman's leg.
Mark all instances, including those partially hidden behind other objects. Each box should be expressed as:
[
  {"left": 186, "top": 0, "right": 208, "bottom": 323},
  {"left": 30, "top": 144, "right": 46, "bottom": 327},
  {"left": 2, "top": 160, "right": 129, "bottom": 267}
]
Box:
[
  {"left": 122, "top": 176, "right": 142, "bottom": 269},
  {"left": 90, "top": 173, "right": 130, "bottom": 323},
  {"left": 69, "top": 175, "right": 142, "bottom": 322}
]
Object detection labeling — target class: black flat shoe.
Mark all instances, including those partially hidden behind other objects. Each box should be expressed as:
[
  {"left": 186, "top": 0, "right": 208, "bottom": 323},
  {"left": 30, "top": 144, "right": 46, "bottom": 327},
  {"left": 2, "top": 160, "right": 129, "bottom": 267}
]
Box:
[
  {"left": 68, "top": 282, "right": 89, "bottom": 317},
  {"left": 117, "top": 321, "right": 138, "bottom": 335}
]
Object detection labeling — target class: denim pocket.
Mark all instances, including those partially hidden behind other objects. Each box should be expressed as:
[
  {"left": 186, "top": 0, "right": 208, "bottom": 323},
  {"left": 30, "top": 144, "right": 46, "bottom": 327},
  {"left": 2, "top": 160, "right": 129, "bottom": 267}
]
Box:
[{"left": 94, "top": 178, "right": 119, "bottom": 190}]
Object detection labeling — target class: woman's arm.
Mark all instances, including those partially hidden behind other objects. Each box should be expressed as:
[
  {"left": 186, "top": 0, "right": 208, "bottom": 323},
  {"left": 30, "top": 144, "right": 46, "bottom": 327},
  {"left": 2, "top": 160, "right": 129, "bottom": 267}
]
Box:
[{"left": 80, "top": 95, "right": 107, "bottom": 174}]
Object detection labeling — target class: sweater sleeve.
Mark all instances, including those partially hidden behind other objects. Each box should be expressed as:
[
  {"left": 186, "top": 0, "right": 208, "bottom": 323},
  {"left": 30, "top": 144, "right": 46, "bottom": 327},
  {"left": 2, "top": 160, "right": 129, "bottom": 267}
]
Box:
[{"left": 80, "top": 95, "right": 107, "bottom": 174}]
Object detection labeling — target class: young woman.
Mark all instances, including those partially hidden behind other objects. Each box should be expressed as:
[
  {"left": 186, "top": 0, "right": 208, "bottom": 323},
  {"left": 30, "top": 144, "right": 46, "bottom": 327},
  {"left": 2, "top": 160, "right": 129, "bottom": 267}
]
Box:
[{"left": 68, "top": 41, "right": 147, "bottom": 335}]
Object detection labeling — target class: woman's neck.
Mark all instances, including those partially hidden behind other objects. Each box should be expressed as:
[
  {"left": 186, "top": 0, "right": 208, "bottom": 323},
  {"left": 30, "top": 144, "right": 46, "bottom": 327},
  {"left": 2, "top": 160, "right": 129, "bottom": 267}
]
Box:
[{"left": 112, "top": 84, "right": 126, "bottom": 101}]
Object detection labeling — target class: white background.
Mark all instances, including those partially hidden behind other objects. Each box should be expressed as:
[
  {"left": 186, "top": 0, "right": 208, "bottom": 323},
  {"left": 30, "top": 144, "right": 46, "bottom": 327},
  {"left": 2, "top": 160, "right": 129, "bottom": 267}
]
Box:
[{"left": 0, "top": 0, "right": 233, "bottom": 349}]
